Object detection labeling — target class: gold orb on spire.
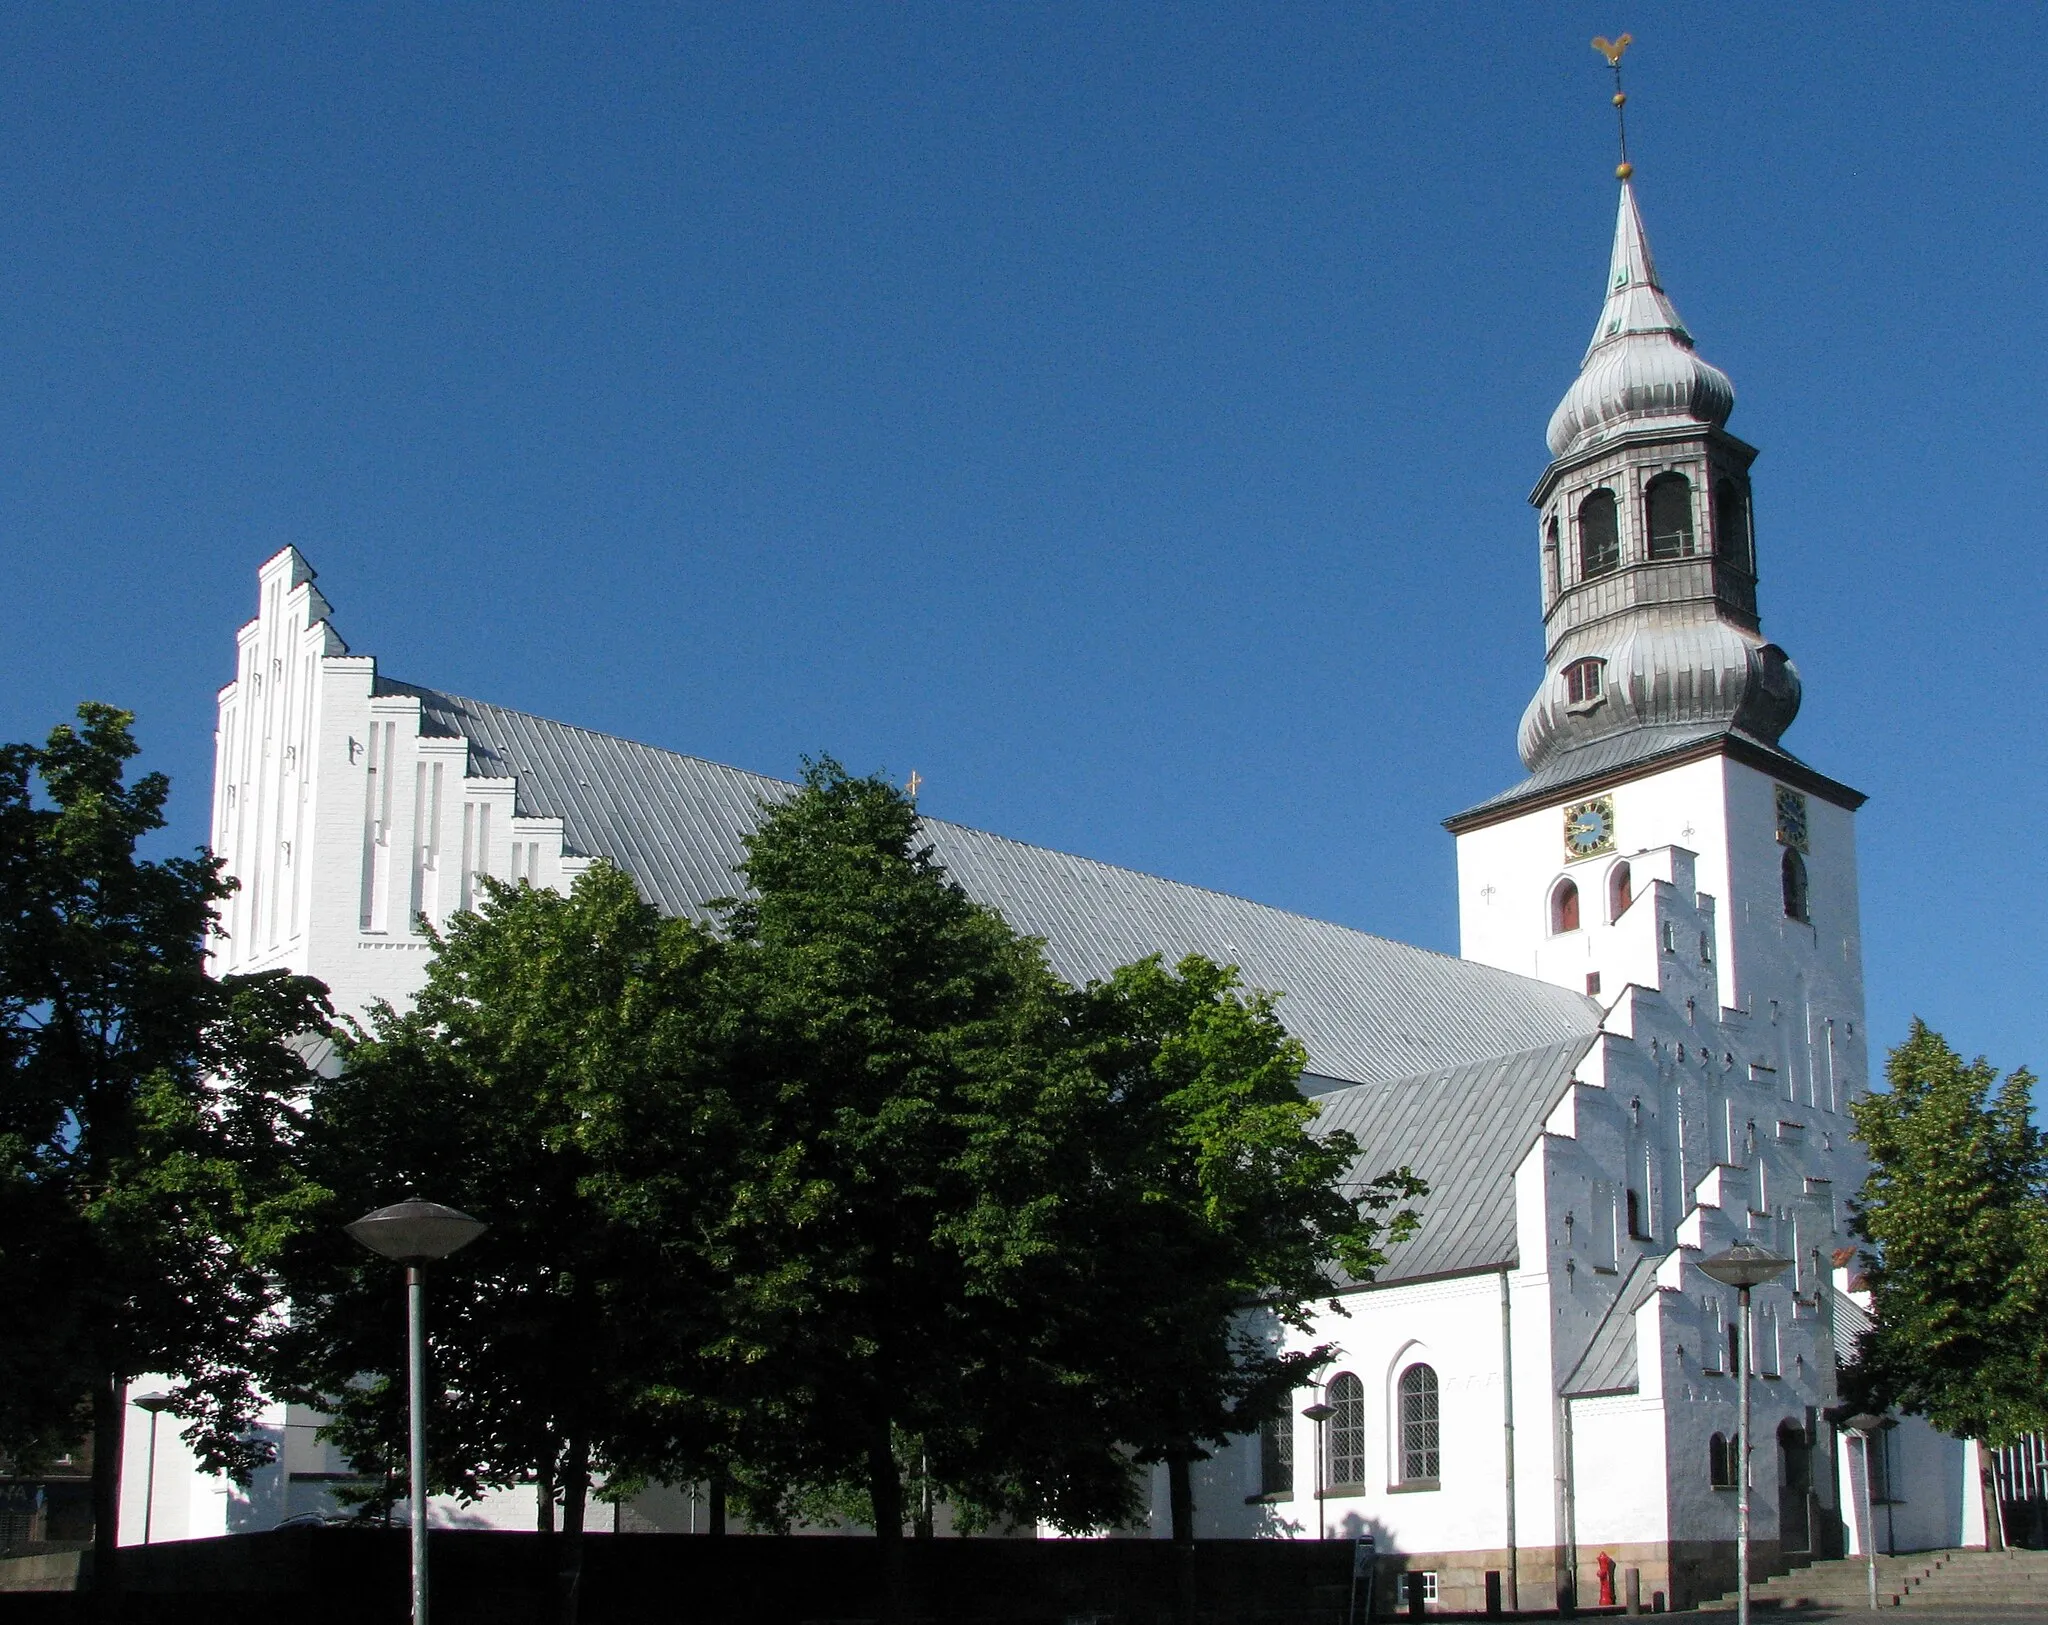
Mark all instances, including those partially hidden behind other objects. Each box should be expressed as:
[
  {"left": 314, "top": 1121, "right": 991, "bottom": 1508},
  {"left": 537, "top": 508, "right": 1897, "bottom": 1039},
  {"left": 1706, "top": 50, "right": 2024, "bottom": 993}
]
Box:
[{"left": 1616, "top": 162, "right": 1634, "bottom": 180}]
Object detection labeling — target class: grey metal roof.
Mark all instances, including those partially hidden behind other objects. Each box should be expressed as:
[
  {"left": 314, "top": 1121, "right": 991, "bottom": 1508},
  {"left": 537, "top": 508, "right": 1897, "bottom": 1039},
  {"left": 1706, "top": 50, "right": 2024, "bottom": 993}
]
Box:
[
  {"left": 1446, "top": 722, "right": 1861, "bottom": 829},
  {"left": 376, "top": 680, "right": 1604, "bottom": 1092},
  {"left": 1312, "top": 1037, "right": 1596, "bottom": 1284},
  {"left": 1831, "top": 1290, "right": 1873, "bottom": 1367},
  {"left": 1563, "top": 1251, "right": 1665, "bottom": 1397}
]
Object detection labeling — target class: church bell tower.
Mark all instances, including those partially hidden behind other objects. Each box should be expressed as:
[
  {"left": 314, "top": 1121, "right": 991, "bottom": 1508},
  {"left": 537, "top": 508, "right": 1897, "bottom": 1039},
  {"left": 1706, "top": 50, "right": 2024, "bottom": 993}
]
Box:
[{"left": 1445, "top": 130, "right": 1869, "bottom": 1105}]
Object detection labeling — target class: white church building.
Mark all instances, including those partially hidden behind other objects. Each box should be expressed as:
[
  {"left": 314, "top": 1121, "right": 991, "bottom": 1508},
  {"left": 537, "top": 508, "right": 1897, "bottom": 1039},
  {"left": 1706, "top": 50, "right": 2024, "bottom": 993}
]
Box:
[{"left": 125, "top": 170, "right": 1994, "bottom": 1605}]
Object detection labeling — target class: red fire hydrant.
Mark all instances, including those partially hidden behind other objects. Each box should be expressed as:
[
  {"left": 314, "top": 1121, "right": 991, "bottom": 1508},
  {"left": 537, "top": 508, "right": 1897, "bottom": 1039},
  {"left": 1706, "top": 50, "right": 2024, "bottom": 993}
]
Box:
[{"left": 1596, "top": 1551, "right": 1617, "bottom": 1608}]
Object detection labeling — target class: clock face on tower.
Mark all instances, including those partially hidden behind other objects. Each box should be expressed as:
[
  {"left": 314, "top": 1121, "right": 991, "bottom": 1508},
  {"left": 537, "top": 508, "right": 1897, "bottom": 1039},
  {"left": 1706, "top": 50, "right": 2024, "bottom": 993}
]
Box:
[
  {"left": 1775, "top": 784, "right": 1810, "bottom": 852},
  {"left": 1563, "top": 795, "right": 1616, "bottom": 861}
]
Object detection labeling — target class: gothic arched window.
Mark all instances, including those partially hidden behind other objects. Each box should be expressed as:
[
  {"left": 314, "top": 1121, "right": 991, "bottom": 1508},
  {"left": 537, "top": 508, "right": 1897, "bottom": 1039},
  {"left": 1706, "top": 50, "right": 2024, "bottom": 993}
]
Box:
[
  {"left": 1397, "top": 1364, "right": 1441, "bottom": 1485},
  {"left": 1326, "top": 1373, "right": 1365, "bottom": 1490},
  {"left": 1782, "top": 849, "right": 1810, "bottom": 922},
  {"left": 1715, "top": 479, "right": 1753, "bottom": 571},
  {"left": 1578, "top": 490, "right": 1621, "bottom": 579},
  {"left": 1551, "top": 879, "right": 1580, "bottom": 935},
  {"left": 1608, "top": 862, "right": 1633, "bottom": 921},
  {"left": 1646, "top": 473, "right": 1695, "bottom": 559}
]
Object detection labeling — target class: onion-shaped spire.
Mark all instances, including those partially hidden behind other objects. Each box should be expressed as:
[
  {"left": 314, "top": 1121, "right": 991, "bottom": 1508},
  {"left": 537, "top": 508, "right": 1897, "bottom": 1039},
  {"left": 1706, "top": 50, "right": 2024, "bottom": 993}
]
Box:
[{"left": 1545, "top": 180, "right": 1734, "bottom": 460}]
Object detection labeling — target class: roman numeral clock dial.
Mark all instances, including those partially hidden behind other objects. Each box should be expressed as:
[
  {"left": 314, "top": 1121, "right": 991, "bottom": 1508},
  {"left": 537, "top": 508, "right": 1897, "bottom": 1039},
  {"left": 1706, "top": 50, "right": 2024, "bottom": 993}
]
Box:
[{"left": 1563, "top": 795, "right": 1616, "bottom": 860}]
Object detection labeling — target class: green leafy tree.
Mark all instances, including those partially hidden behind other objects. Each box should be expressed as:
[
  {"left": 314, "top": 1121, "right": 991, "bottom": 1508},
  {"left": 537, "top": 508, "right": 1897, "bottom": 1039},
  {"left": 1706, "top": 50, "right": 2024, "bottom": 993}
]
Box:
[
  {"left": 1849, "top": 1020, "right": 2048, "bottom": 1545},
  {"left": 264, "top": 862, "right": 734, "bottom": 1615},
  {"left": 0, "top": 704, "right": 331, "bottom": 1588},
  {"left": 1043, "top": 955, "right": 1419, "bottom": 1541},
  {"left": 688, "top": 762, "right": 1421, "bottom": 1618},
  {"left": 692, "top": 760, "right": 1061, "bottom": 1610}
]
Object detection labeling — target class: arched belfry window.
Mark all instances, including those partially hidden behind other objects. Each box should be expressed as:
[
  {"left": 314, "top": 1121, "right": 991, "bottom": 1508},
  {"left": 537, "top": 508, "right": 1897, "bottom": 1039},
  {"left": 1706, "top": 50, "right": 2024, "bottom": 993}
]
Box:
[
  {"left": 1551, "top": 879, "right": 1581, "bottom": 935},
  {"left": 1544, "top": 515, "right": 1561, "bottom": 598},
  {"left": 1578, "top": 490, "right": 1620, "bottom": 579},
  {"left": 1326, "top": 1373, "right": 1365, "bottom": 1490},
  {"left": 1715, "top": 479, "right": 1753, "bottom": 571},
  {"left": 1782, "top": 849, "right": 1810, "bottom": 922},
  {"left": 1608, "top": 862, "right": 1633, "bottom": 921},
  {"left": 1646, "top": 473, "right": 1695, "bottom": 559},
  {"left": 1397, "top": 1364, "right": 1440, "bottom": 1485}
]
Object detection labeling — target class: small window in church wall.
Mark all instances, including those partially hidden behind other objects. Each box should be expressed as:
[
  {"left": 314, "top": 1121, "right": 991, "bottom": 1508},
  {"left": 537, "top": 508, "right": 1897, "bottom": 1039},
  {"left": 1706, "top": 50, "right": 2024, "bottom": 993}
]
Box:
[
  {"left": 1564, "top": 657, "right": 1604, "bottom": 706},
  {"left": 1715, "top": 479, "right": 1753, "bottom": 571},
  {"left": 1608, "top": 862, "right": 1633, "bottom": 921},
  {"left": 1646, "top": 472, "right": 1695, "bottom": 559},
  {"left": 1709, "top": 1433, "right": 1735, "bottom": 1489},
  {"left": 1578, "top": 490, "right": 1621, "bottom": 578},
  {"left": 1258, "top": 1415, "right": 1294, "bottom": 1500},
  {"left": 1326, "top": 1373, "right": 1366, "bottom": 1490},
  {"left": 1397, "top": 1364, "right": 1441, "bottom": 1485},
  {"left": 1782, "top": 849, "right": 1810, "bottom": 922},
  {"left": 1551, "top": 879, "right": 1580, "bottom": 935}
]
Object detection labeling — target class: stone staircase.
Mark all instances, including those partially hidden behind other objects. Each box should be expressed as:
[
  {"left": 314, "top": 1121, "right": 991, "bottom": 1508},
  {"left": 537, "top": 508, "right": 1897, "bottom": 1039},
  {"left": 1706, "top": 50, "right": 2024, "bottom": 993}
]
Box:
[{"left": 1699, "top": 1547, "right": 2048, "bottom": 1610}]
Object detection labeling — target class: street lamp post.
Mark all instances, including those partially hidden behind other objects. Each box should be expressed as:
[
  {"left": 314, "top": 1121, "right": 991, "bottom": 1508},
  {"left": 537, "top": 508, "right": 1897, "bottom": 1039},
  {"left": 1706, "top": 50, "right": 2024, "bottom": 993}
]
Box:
[
  {"left": 131, "top": 1392, "right": 175, "bottom": 1546},
  {"left": 1302, "top": 1400, "right": 1335, "bottom": 1541},
  {"left": 346, "top": 1198, "right": 486, "bottom": 1625},
  {"left": 1843, "top": 1414, "right": 1886, "bottom": 1611},
  {"left": 1698, "top": 1242, "right": 1790, "bottom": 1625}
]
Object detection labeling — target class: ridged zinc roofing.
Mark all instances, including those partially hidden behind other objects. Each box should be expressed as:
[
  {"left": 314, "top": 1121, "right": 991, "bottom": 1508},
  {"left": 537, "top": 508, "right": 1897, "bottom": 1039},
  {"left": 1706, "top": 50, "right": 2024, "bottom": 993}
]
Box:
[
  {"left": 378, "top": 681, "right": 1603, "bottom": 1092},
  {"left": 1311, "top": 1037, "right": 1595, "bottom": 1283},
  {"left": 1563, "top": 1251, "right": 1664, "bottom": 1396},
  {"left": 1449, "top": 723, "right": 1796, "bottom": 825}
]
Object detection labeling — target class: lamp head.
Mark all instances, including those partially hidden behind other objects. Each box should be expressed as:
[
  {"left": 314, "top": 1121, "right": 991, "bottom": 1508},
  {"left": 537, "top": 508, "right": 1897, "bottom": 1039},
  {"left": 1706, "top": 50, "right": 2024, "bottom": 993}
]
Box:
[
  {"left": 131, "top": 1391, "right": 176, "bottom": 1415},
  {"left": 346, "top": 1198, "right": 486, "bottom": 1263},
  {"left": 1697, "top": 1240, "right": 1792, "bottom": 1290},
  {"left": 1301, "top": 1402, "right": 1336, "bottom": 1423}
]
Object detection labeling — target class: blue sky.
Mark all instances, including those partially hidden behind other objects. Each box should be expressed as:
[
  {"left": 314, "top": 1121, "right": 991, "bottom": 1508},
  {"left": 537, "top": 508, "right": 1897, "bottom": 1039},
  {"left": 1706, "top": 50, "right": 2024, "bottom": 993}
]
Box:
[{"left": 1, "top": 4, "right": 2041, "bottom": 1089}]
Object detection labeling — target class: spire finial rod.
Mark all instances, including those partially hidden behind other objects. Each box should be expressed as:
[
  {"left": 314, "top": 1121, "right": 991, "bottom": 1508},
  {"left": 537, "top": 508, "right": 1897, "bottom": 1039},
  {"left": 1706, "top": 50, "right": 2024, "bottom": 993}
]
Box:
[{"left": 1591, "top": 33, "right": 1634, "bottom": 180}]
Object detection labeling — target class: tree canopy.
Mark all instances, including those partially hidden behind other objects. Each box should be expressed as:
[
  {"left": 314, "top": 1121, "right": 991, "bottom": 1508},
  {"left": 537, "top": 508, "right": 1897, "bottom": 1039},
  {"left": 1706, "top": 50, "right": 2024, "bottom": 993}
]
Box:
[
  {"left": 0, "top": 703, "right": 331, "bottom": 1585},
  {"left": 1848, "top": 1020, "right": 2048, "bottom": 1448}
]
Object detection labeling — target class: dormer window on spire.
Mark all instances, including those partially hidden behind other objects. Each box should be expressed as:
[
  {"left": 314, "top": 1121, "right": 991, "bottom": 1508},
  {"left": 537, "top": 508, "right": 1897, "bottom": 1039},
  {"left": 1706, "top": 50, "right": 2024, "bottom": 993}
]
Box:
[{"left": 1564, "top": 657, "right": 1605, "bottom": 708}]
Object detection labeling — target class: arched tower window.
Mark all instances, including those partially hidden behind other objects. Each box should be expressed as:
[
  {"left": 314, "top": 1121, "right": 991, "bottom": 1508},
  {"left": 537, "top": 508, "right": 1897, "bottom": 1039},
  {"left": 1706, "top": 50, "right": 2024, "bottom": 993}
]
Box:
[
  {"left": 1397, "top": 1363, "right": 1440, "bottom": 1485},
  {"left": 1326, "top": 1373, "right": 1365, "bottom": 1490},
  {"left": 1564, "top": 657, "right": 1604, "bottom": 706},
  {"left": 1550, "top": 879, "right": 1580, "bottom": 935},
  {"left": 1544, "top": 515, "right": 1561, "bottom": 599},
  {"left": 1608, "top": 862, "right": 1633, "bottom": 921},
  {"left": 1715, "top": 478, "right": 1753, "bottom": 572},
  {"left": 1782, "top": 849, "right": 1810, "bottom": 922},
  {"left": 1578, "top": 490, "right": 1620, "bottom": 579},
  {"left": 1646, "top": 473, "right": 1695, "bottom": 559}
]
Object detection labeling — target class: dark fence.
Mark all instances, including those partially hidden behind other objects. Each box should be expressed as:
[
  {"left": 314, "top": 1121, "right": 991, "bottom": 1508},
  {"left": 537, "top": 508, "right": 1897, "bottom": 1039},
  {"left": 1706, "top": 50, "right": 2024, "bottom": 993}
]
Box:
[
  {"left": 0, "top": 1527, "right": 1361, "bottom": 1625},
  {"left": 1993, "top": 1432, "right": 2047, "bottom": 1550}
]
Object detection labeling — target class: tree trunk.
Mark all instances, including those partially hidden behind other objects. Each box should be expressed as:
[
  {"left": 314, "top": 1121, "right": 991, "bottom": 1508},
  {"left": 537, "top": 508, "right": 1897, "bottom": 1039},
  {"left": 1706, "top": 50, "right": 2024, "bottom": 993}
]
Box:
[
  {"left": 868, "top": 1420, "right": 907, "bottom": 1625},
  {"left": 1979, "top": 1444, "right": 2007, "bottom": 1552},
  {"left": 536, "top": 1451, "right": 556, "bottom": 1535},
  {"left": 1167, "top": 1453, "right": 1197, "bottom": 1625},
  {"left": 707, "top": 1472, "right": 727, "bottom": 1537},
  {"left": 555, "top": 1432, "right": 590, "bottom": 1625},
  {"left": 90, "top": 1370, "right": 125, "bottom": 1598}
]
